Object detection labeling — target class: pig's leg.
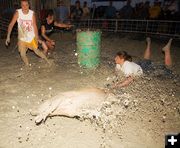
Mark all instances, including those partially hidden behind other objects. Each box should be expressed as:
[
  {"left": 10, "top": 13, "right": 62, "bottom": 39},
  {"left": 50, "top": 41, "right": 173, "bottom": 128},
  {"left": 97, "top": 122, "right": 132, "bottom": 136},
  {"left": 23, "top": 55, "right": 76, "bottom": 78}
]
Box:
[
  {"left": 35, "top": 96, "right": 79, "bottom": 124},
  {"left": 35, "top": 96, "right": 65, "bottom": 124}
]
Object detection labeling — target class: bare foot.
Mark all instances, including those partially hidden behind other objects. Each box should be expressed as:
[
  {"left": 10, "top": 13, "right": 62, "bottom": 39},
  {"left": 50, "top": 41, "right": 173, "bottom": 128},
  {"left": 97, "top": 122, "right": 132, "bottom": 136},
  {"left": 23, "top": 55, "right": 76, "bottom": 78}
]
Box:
[
  {"left": 20, "top": 63, "right": 33, "bottom": 72},
  {"left": 146, "top": 37, "right": 151, "bottom": 45},
  {"left": 162, "top": 38, "right": 173, "bottom": 52},
  {"left": 47, "top": 59, "right": 55, "bottom": 66},
  {"left": 24, "top": 63, "right": 31, "bottom": 67}
]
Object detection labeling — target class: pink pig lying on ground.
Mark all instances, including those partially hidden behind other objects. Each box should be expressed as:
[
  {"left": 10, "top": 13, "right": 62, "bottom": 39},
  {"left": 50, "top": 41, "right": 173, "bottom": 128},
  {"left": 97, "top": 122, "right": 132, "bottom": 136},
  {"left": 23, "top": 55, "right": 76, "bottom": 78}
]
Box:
[{"left": 34, "top": 88, "right": 107, "bottom": 124}]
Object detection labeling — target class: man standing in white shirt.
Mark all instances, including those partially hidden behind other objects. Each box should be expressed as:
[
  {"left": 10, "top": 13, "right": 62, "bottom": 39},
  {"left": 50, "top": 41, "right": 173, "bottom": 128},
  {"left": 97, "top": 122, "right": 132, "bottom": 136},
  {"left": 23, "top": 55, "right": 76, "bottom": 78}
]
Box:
[{"left": 5, "top": 0, "right": 49, "bottom": 66}]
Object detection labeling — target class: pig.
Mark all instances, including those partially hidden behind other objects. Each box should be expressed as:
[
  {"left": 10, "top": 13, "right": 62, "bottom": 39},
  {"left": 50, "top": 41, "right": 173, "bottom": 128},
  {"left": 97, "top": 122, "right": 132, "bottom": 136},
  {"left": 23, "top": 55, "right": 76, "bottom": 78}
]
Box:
[{"left": 33, "top": 88, "right": 107, "bottom": 124}]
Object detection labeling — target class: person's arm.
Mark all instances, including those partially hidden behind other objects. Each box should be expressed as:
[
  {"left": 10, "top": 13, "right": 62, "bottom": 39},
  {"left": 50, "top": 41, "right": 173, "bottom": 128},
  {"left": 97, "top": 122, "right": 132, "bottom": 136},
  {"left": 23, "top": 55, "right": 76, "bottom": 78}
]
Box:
[
  {"left": 41, "top": 25, "right": 53, "bottom": 42},
  {"left": 5, "top": 11, "right": 18, "bottom": 45},
  {"left": 54, "top": 21, "right": 72, "bottom": 28},
  {"left": 113, "top": 76, "right": 134, "bottom": 88},
  {"left": 32, "top": 13, "right": 39, "bottom": 41}
]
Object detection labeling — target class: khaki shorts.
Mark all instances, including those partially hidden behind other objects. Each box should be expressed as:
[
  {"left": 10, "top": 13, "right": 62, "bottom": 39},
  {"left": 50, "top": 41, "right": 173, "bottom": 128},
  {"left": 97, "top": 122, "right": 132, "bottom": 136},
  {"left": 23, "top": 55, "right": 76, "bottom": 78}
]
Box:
[{"left": 18, "top": 38, "right": 38, "bottom": 51}]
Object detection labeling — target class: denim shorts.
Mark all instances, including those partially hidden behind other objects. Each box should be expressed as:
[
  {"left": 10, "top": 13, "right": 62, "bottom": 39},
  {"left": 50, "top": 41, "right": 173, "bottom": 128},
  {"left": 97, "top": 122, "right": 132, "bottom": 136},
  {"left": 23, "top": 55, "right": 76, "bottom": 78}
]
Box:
[
  {"left": 137, "top": 59, "right": 173, "bottom": 77},
  {"left": 137, "top": 59, "right": 154, "bottom": 72}
]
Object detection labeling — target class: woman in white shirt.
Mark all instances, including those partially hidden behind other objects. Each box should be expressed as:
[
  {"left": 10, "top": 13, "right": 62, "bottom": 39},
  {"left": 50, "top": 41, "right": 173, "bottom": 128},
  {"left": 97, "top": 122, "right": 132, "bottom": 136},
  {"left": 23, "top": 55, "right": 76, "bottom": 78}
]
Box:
[
  {"left": 114, "top": 37, "right": 173, "bottom": 87},
  {"left": 5, "top": 0, "right": 49, "bottom": 66}
]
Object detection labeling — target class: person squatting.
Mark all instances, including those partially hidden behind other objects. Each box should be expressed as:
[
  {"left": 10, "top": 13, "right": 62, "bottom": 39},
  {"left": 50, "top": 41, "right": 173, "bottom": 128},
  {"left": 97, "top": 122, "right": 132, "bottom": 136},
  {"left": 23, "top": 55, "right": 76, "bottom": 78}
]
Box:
[{"left": 39, "top": 10, "right": 72, "bottom": 55}]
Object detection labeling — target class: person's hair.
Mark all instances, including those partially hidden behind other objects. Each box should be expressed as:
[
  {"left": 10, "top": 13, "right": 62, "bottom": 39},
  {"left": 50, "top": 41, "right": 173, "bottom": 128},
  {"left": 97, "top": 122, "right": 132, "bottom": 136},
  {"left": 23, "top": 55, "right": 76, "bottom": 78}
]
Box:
[
  {"left": 75, "top": 0, "right": 80, "bottom": 5},
  {"left": 21, "top": 0, "right": 29, "bottom": 3},
  {"left": 116, "top": 51, "right": 132, "bottom": 62},
  {"left": 46, "top": 10, "right": 54, "bottom": 17}
]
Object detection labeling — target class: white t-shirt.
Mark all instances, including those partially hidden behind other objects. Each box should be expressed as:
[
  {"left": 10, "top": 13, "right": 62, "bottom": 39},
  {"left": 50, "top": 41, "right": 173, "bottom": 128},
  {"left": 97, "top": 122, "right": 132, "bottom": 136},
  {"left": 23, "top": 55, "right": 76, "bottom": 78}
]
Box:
[
  {"left": 116, "top": 61, "right": 143, "bottom": 77},
  {"left": 17, "top": 9, "right": 35, "bottom": 43}
]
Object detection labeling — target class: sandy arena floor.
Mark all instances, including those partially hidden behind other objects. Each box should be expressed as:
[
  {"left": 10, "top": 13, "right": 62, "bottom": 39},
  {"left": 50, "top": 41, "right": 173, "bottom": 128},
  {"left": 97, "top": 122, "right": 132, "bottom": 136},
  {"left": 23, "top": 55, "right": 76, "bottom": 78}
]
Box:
[{"left": 0, "top": 32, "right": 179, "bottom": 148}]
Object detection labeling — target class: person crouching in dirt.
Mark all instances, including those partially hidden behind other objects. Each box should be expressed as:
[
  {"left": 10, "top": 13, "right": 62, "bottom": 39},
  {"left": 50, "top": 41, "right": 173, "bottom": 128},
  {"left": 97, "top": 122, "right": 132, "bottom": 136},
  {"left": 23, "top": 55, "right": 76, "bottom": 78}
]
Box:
[
  {"left": 113, "top": 37, "right": 173, "bottom": 87},
  {"left": 39, "top": 10, "right": 72, "bottom": 55},
  {"left": 5, "top": 0, "right": 49, "bottom": 66}
]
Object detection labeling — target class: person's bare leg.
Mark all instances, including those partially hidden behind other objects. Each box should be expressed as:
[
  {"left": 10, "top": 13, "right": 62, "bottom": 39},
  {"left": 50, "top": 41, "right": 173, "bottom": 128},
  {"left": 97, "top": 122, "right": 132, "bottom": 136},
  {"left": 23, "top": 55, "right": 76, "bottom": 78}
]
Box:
[
  {"left": 143, "top": 37, "right": 151, "bottom": 60},
  {"left": 20, "top": 48, "right": 29, "bottom": 65},
  {"left": 33, "top": 48, "right": 50, "bottom": 64},
  {"left": 41, "top": 41, "right": 48, "bottom": 55},
  {"left": 18, "top": 42, "right": 29, "bottom": 65},
  {"left": 162, "top": 38, "right": 172, "bottom": 66}
]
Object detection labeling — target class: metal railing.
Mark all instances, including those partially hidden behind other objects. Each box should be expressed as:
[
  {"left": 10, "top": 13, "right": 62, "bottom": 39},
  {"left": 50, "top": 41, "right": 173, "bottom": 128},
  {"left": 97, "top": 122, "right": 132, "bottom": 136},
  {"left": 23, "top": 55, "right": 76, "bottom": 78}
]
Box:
[
  {"left": 1, "top": 18, "right": 180, "bottom": 39},
  {"left": 72, "top": 19, "right": 180, "bottom": 38},
  {"left": 0, "top": 17, "right": 17, "bottom": 38}
]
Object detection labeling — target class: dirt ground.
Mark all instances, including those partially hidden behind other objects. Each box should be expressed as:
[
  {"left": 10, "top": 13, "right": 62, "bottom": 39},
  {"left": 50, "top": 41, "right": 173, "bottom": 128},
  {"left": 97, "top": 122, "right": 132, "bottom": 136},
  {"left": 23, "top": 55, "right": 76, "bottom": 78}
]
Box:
[{"left": 0, "top": 32, "right": 179, "bottom": 148}]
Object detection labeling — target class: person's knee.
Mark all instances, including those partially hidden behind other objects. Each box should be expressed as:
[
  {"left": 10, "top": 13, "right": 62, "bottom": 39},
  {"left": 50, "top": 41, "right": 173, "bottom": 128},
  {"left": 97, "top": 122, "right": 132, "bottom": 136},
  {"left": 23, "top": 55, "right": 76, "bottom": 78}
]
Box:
[
  {"left": 33, "top": 48, "right": 40, "bottom": 54},
  {"left": 20, "top": 51, "right": 27, "bottom": 58},
  {"left": 19, "top": 47, "right": 26, "bottom": 56},
  {"left": 18, "top": 41, "right": 27, "bottom": 53},
  {"left": 41, "top": 42, "right": 48, "bottom": 51}
]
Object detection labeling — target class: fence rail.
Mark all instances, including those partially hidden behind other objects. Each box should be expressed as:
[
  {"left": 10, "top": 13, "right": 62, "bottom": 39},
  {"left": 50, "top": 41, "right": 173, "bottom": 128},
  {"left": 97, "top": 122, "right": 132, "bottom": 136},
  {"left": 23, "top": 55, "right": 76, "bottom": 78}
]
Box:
[
  {"left": 72, "top": 19, "right": 180, "bottom": 38},
  {"left": 0, "top": 17, "right": 17, "bottom": 38},
  {"left": 0, "top": 18, "right": 180, "bottom": 39}
]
